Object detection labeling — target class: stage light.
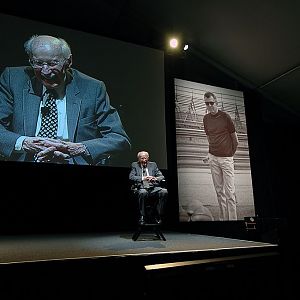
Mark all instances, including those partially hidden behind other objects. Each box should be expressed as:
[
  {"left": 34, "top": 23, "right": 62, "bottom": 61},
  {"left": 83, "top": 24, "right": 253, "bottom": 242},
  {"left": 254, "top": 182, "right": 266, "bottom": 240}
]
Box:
[
  {"left": 169, "top": 38, "right": 179, "bottom": 48},
  {"left": 244, "top": 216, "right": 257, "bottom": 231},
  {"left": 167, "top": 36, "right": 188, "bottom": 55}
]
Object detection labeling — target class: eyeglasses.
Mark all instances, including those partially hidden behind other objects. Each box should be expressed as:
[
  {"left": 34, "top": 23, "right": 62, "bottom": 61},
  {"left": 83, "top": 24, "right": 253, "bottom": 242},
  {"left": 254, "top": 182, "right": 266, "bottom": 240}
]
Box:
[
  {"left": 205, "top": 102, "right": 215, "bottom": 106},
  {"left": 29, "top": 59, "right": 66, "bottom": 69}
]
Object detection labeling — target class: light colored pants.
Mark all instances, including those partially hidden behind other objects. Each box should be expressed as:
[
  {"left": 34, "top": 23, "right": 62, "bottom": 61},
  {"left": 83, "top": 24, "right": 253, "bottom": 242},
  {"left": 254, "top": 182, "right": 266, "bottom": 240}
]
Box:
[{"left": 208, "top": 153, "right": 237, "bottom": 221}]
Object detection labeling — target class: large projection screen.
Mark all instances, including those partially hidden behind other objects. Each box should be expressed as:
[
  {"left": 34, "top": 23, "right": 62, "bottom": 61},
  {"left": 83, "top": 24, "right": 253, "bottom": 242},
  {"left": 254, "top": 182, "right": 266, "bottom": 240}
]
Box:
[
  {"left": 0, "top": 13, "right": 167, "bottom": 169},
  {"left": 175, "top": 78, "right": 255, "bottom": 221}
]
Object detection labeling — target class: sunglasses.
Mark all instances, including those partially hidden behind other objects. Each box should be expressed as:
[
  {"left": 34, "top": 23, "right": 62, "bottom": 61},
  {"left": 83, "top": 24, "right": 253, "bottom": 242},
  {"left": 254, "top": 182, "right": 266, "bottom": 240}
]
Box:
[{"left": 205, "top": 102, "right": 215, "bottom": 106}]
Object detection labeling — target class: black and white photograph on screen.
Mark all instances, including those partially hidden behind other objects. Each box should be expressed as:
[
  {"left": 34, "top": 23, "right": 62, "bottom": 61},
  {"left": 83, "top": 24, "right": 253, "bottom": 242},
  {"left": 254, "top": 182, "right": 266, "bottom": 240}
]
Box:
[{"left": 175, "top": 78, "right": 255, "bottom": 221}]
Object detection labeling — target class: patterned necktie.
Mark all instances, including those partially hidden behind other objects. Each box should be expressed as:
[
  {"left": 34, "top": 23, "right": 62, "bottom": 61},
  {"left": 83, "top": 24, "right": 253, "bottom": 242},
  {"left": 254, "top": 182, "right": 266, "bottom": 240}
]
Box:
[{"left": 37, "top": 90, "right": 58, "bottom": 139}]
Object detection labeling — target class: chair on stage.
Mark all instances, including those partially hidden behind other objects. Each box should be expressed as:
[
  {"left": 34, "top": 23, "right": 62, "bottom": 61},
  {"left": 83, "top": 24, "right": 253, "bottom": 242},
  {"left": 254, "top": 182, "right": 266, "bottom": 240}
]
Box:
[
  {"left": 132, "top": 199, "right": 166, "bottom": 241},
  {"left": 131, "top": 180, "right": 167, "bottom": 241}
]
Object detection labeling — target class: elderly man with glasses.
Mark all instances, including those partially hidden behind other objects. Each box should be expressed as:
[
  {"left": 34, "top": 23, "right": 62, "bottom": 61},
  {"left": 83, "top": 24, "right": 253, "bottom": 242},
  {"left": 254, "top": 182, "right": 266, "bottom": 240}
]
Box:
[
  {"left": 0, "top": 35, "right": 130, "bottom": 165},
  {"left": 203, "top": 91, "right": 239, "bottom": 221}
]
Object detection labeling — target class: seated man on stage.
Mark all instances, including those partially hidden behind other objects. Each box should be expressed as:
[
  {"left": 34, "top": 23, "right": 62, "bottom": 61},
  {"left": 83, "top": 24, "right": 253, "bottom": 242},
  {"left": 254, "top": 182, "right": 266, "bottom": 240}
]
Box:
[{"left": 129, "top": 151, "right": 168, "bottom": 225}]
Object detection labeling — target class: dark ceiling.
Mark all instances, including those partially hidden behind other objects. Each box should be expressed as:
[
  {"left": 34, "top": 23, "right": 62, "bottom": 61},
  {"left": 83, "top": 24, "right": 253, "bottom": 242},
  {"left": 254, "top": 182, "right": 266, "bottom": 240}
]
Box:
[{"left": 1, "top": 0, "right": 300, "bottom": 115}]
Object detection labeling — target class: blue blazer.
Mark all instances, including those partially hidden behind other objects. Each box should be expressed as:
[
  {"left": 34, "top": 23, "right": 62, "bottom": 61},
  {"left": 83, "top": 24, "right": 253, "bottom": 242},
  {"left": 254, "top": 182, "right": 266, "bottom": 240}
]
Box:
[
  {"left": 129, "top": 161, "right": 165, "bottom": 190},
  {"left": 0, "top": 67, "right": 131, "bottom": 164}
]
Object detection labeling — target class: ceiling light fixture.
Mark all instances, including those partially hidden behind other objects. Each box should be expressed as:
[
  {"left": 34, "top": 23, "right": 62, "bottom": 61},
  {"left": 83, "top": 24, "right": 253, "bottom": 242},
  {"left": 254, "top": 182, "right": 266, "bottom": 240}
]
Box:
[{"left": 169, "top": 38, "right": 179, "bottom": 48}]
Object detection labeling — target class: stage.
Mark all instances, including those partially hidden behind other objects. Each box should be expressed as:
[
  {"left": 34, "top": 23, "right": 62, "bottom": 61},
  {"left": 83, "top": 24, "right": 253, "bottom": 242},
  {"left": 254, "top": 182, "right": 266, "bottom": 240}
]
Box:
[
  {"left": 0, "top": 231, "right": 281, "bottom": 298},
  {"left": 0, "top": 231, "right": 278, "bottom": 263}
]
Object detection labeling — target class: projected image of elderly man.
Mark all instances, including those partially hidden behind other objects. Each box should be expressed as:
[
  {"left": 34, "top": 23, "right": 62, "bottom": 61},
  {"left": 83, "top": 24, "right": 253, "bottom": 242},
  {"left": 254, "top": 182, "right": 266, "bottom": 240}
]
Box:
[{"left": 0, "top": 35, "right": 130, "bottom": 165}]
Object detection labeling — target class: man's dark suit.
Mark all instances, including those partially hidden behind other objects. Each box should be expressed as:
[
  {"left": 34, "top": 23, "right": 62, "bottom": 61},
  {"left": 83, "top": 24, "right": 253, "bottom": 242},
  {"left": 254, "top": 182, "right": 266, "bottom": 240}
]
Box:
[
  {"left": 129, "top": 161, "right": 168, "bottom": 221},
  {"left": 0, "top": 67, "right": 130, "bottom": 164}
]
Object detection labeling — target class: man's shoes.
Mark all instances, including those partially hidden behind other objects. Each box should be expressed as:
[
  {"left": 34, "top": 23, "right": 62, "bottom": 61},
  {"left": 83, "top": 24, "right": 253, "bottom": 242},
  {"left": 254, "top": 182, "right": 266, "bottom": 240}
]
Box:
[
  {"left": 155, "top": 216, "right": 162, "bottom": 225},
  {"left": 138, "top": 216, "right": 145, "bottom": 225}
]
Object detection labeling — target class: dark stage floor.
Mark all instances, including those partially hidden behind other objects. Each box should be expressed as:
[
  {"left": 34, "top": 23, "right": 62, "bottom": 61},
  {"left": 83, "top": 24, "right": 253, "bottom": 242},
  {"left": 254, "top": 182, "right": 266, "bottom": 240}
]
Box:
[
  {"left": 0, "top": 231, "right": 278, "bottom": 263},
  {"left": 0, "top": 231, "right": 281, "bottom": 299}
]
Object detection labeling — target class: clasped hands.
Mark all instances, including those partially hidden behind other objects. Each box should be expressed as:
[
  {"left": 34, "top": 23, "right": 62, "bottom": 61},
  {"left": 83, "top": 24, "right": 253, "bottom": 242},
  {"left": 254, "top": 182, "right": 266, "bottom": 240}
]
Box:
[
  {"left": 22, "top": 137, "right": 87, "bottom": 163},
  {"left": 143, "top": 175, "right": 157, "bottom": 183}
]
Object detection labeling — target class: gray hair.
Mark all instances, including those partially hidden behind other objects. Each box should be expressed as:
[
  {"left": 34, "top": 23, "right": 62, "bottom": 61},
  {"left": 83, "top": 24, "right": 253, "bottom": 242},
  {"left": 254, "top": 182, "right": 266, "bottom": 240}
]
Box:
[
  {"left": 24, "top": 35, "right": 72, "bottom": 59},
  {"left": 137, "top": 151, "right": 149, "bottom": 159}
]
